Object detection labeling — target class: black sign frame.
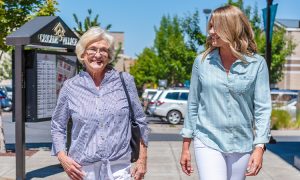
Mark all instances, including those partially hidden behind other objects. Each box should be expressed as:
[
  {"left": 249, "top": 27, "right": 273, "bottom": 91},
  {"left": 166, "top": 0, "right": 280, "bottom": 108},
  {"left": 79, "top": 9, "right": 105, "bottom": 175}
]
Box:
[{"left": 25, "top": 50, "right": 77, "bottom": 122}]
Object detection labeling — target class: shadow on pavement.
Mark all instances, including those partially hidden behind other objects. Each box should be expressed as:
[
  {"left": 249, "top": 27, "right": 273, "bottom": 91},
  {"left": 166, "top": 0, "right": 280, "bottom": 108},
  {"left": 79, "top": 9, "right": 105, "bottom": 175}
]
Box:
[
  {"left": 149, "top": 133, "right": 182, "bottom": 141},
  {"left": 266, "top": 142, "right": 300, "bottom": 168},
  {"left": 26, "top": 164, "right": 64, "bottom": 179},
  {"left": 5, "top": 143, "right": 52, "bottom": 150}
]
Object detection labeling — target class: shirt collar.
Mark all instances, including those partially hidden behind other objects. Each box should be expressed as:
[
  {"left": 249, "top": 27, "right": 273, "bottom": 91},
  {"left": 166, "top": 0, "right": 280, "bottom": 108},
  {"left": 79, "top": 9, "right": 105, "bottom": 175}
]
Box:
[
  {"left": 207, "top": 48, "right": 258, "bottom": 64},
  {"left": 80, "top": 67, "right": 116, "bottom": 87}
]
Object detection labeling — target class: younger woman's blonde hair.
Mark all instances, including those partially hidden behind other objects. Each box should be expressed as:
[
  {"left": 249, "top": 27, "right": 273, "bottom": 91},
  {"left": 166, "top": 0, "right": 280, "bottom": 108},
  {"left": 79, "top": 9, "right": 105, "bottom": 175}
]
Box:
[
  {"left": 202, "top": 5, "right": 257, "bottom": 61},
  {"left": 75, "top": 27, "right": 115, "bottom": 64}
]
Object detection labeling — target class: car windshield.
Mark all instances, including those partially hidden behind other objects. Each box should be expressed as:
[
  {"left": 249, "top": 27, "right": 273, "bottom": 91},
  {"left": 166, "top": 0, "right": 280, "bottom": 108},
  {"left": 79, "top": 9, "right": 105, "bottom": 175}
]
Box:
[
  {"left": 286, "top": 98, "right": 297, "bottom": 105},
  {"left": 5, "top": 86, "right": 12, "bottom": 92}
]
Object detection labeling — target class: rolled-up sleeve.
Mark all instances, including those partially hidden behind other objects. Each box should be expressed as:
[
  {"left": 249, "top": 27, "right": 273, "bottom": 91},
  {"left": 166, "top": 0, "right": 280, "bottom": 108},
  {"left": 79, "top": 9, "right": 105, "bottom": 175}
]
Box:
[
  {"left": 253, "top": 59, "right": 271, "bottom": 145},
  {"left": 180, "top": 57, "right": 201, "bottom": 138},
  {"left": 126, "top": 74, "right": 150, "bottom": 146},
  {"left": 51, "top": 84, "right": 70, "bottom": 155}
]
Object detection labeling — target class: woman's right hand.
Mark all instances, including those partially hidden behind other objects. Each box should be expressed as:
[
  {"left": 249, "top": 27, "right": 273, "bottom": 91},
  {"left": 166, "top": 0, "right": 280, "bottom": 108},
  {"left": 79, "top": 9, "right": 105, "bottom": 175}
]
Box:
[
  {"left": 180, "top": 138, "right": 194, "bottom": 176},
  {"left": 58, "top": 151, "right": 85, "bottom": 180}
]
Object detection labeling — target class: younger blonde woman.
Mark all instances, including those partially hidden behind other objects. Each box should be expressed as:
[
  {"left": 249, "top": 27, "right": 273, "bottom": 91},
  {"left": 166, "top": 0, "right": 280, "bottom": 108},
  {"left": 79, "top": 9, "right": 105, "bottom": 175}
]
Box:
[{"left": 180, "top": 5, "right": 271, "bottom": 180}]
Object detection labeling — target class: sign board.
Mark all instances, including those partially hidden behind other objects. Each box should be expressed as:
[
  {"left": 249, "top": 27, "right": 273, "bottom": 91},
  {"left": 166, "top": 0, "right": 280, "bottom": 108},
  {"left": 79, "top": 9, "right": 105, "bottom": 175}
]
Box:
[
  {"left": 5, "top": 16, "right": 79, "bottom": 179},
  {"left": 6, "top": 16, "right": 78, "bottom": 49},
  {"left": 25, "top": 50, "right": 77, "bottom": 122},
  {"left": 158, "top": 79, "right": 168, "bottom": 88}
]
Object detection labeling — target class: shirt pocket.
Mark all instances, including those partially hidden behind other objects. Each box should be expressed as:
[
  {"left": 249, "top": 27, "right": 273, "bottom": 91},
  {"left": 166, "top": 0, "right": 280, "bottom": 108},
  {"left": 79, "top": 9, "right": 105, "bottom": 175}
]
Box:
[{"left": 229, "top": 75, "right": 254, "bottom": 94}]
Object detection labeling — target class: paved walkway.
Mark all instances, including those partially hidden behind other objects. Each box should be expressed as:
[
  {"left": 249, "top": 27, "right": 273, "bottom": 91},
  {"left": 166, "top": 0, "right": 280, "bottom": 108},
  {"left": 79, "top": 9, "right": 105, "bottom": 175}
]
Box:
[
  {"left": 0, "top": 123, "right": 299, "bottom": 179},
  {"left": 0, "top": 141, "right": 300, "bottom": 180}
]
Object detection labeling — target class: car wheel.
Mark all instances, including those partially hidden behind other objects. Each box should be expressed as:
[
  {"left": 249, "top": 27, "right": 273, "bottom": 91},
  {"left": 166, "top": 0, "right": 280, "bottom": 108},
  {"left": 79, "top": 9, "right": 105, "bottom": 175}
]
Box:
[{"left": 167, "top": 110, "right": 182, "bottom": 125}]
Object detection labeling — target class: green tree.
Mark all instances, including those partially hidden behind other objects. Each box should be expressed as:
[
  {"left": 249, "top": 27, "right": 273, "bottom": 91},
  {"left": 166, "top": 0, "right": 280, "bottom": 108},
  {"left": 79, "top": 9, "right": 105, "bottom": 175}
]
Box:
[
  {"left": 0, "top": 51, "right": 12, "bottom": 80},
  {"left": 0, "top": 0, "right": 58, "bottom": 79},
  {"left": 131, "top": 15, "right": 200, "bottom": 88},
  {"left": 130, "top": 48, "right": 161, "bottom": 88},
  {"left": 73, "top": 9, "right": 112, "bottom": 36},
  {"left": 181, "top": 10, "right": 206, "bottom": 52},
  {"left": 35, "top": 0, "right": 59, "bottom": 16},
  {"left": 227, "top": 0, "right": 296, "bottom": 84},
  {"left": 0, "top": 0, "right": 58, "bottom": 53}
]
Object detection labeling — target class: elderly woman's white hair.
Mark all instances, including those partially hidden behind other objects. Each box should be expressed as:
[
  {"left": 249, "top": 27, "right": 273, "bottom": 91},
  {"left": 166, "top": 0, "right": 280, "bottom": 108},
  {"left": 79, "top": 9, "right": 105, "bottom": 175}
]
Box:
[{"left": 75, "top": 26, "right": 115, "bottom": 64}]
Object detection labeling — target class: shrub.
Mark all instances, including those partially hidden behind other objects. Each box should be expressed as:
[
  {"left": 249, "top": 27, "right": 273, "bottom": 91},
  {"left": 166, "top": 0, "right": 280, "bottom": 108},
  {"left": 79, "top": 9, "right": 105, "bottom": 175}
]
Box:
[{"left": 271, "top": 109, "right": 291, "bottom": 130}]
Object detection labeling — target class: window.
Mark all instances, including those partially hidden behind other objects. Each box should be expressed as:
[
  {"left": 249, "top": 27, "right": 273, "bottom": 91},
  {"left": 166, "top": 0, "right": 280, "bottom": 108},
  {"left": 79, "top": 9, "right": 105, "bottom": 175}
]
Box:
[
  {"left": 178, "top": 92, "right": 189, "bottom": 100},
  {"left": 165, "top": 92, "right": 179, "bottom": 100}
]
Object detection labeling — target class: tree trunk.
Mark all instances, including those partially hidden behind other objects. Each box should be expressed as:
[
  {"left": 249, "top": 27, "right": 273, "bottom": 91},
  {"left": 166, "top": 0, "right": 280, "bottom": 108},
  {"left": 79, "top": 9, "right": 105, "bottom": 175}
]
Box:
[{"left": 0, "top": 109, "right": 6, "bottom": 153}]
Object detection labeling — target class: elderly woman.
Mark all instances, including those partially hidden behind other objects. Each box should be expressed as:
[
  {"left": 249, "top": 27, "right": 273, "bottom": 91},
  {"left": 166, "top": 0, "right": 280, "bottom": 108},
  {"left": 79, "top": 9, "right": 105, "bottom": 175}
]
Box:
[
  {"left": 180, "top": 5, "right": 271, "bottom": 180},
  {"left": 51, "top": 27, "right": 149, "bottom": 180}
]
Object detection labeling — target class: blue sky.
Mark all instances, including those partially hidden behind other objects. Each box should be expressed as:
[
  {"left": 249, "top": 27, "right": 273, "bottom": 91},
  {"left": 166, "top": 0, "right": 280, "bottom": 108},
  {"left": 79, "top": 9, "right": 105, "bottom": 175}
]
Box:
[{"left": 57, "top": 0, "right": 300, "bottom": 57}]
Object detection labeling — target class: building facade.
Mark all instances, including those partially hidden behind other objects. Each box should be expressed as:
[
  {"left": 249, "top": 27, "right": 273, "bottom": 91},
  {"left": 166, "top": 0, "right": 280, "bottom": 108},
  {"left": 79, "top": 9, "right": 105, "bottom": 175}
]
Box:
[
  {"left": 109, "top": 32, "right": 136, "bottom": 72},
  {"left": 276, "top": 19, "right": 300, "bottom": 90}
]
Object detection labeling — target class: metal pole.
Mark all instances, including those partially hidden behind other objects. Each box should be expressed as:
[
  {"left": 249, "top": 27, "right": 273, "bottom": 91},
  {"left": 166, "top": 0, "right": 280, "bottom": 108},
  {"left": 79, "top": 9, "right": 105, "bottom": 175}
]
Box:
[
  {"left": 203, "top": 9, "right": 212, "bottom": 36},
  {"left": 265, "top": 0, "right": 276, "bottom": 144},
  {"left": 266, "top": 0, "right": 273, "bottom": 73},
  {"left": 205, "top": 15, "right": 209, "bottom": 36},
  {"left": 15, "top": 45, "right": 25, "bottom": 180}
]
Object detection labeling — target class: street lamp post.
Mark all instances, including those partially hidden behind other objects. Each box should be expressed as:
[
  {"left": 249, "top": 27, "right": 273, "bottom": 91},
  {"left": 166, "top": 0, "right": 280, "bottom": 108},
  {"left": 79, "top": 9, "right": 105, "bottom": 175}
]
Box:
[
  {"left": 203, "top": 9, "right": 212, "bottom": 35},
  {"left": 266, "top": 0, "right": 273, "bottom": 73}
]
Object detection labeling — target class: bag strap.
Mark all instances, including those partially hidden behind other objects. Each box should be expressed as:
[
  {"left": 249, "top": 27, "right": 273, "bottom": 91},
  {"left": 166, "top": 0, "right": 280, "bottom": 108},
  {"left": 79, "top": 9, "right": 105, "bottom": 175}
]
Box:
[{"left": 119, "top": 72, "right": 136, "bottom": 123}]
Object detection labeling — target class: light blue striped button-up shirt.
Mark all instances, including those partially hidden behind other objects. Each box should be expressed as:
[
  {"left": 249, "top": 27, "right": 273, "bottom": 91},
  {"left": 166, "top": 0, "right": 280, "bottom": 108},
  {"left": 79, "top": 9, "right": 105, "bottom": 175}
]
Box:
[
  {"left": 51, "top": 68, "right": 149, "bottom": 177},
  {"left": 181, "top": 48, "right": 271, "bottom": 153}
]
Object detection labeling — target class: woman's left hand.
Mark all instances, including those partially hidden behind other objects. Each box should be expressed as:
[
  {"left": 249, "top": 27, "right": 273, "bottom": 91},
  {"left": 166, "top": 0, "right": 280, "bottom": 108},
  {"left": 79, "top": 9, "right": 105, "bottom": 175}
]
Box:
[
  {"left": 132, "top": 140, "right": 148, "bottom": 179},
  {"left": 131, "top": 158, "right": 147, "bottom": 180},
  {"left": 245, "top": 147, "right": 264, "bottom": 176}
]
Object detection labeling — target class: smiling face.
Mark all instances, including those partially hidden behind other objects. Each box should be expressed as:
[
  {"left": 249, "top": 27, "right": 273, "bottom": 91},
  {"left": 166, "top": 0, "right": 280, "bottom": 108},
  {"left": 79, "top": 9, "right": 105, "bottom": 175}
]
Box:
[
  {"left": 82, "top": 39, "right": 110, "bottom": 74},
  {"left": 208, "top": 21, "right": 227, "bottom": 48}
]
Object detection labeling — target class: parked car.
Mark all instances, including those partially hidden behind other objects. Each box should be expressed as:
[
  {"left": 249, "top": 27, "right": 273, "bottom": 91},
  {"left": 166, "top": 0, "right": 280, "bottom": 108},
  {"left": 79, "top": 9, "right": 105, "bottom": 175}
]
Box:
[
  {"left": 0, "top": 87, "right": 12, "bottom": 112},
  {"left": 271, "top": 90, "right": 298, "bottom": 106},
  {"left": 4, "top": 85, "right": 12, "bottom": 99},
  {"left": 142, "top": 89, "right": 158, "bottom": 100},
  {"left": 146, "top": 89, "right": 164, "bottom": 116},
  {"left": 153, "top": 89, "right": 189, "bottom": 124},
  {"left": 278, "top": 98, "right": 297, "bottom": 120},
  {"left": 141, "top": 88, "right": 158, "bottom": 110}
]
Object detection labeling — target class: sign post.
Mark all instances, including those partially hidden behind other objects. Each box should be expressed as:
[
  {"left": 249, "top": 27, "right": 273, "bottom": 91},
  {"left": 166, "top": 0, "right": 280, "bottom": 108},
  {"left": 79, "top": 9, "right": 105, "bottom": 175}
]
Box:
[
  {"left": 262, "top": 1, "right": 278, "bottom": 73},
  {"left": 6, "top": 16, "right": 79, "bottom": 179}
]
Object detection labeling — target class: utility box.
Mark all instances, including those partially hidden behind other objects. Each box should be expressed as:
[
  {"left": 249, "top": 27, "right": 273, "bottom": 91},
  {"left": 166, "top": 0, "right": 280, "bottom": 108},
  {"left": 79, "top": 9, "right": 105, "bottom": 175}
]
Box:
[{"left": 25, "top": 50, "right": 77, "bottom": 122}]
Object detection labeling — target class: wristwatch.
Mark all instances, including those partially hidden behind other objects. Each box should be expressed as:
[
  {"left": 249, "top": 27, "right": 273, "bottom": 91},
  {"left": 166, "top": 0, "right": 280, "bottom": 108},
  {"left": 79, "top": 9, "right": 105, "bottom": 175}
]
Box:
[{"left": 255, "top": 144, "right": 266, "bottom": 151}]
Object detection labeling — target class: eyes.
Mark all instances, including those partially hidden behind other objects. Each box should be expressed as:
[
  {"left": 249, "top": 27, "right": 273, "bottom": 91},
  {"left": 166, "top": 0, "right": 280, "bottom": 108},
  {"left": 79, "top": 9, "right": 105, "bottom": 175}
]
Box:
[{"left": 86, "top": 47, "right": 109, "bottom": 57}]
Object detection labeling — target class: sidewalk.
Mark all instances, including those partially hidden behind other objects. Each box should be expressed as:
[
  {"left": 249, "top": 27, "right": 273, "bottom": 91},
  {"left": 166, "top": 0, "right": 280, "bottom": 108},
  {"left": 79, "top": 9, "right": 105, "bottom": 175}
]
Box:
[
  {"left": 0, "top": 141, "right": 299, "bottom": 180},
  {"left": 0, "top": 122, "right": 300, "bottom": 179}
]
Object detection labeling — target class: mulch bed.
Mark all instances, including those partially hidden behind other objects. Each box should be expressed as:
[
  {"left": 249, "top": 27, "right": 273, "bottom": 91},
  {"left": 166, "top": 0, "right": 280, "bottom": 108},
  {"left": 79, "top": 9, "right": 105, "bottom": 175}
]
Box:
[{"left": 0, "top": 149, "right": 38, "bottom": 157}]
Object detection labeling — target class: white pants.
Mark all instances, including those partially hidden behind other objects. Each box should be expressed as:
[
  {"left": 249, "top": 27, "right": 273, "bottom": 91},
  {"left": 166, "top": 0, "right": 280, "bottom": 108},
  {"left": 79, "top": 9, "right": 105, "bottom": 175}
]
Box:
[
  {"left": 194, "top": 138, "right": 250, "bottom": 180},
  {"left": 81, "top": 160, "right": 131, "bottom": 180}
]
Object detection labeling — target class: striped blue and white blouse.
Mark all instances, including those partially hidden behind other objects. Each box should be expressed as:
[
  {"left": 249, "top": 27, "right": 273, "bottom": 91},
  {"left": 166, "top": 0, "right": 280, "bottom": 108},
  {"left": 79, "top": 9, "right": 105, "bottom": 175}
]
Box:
[
  {"left": 51, "top": 68, "right": 149, "bottom": 177},
  {"left": 181, "top": 48, "right": 271, "bottom": 153}
]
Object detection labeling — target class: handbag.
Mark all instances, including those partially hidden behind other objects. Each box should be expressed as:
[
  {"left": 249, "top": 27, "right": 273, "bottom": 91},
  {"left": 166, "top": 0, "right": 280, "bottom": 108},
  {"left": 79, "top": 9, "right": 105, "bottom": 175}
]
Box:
[{"left": 119, "top": 72, "right": 141, "bottom": 163}]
